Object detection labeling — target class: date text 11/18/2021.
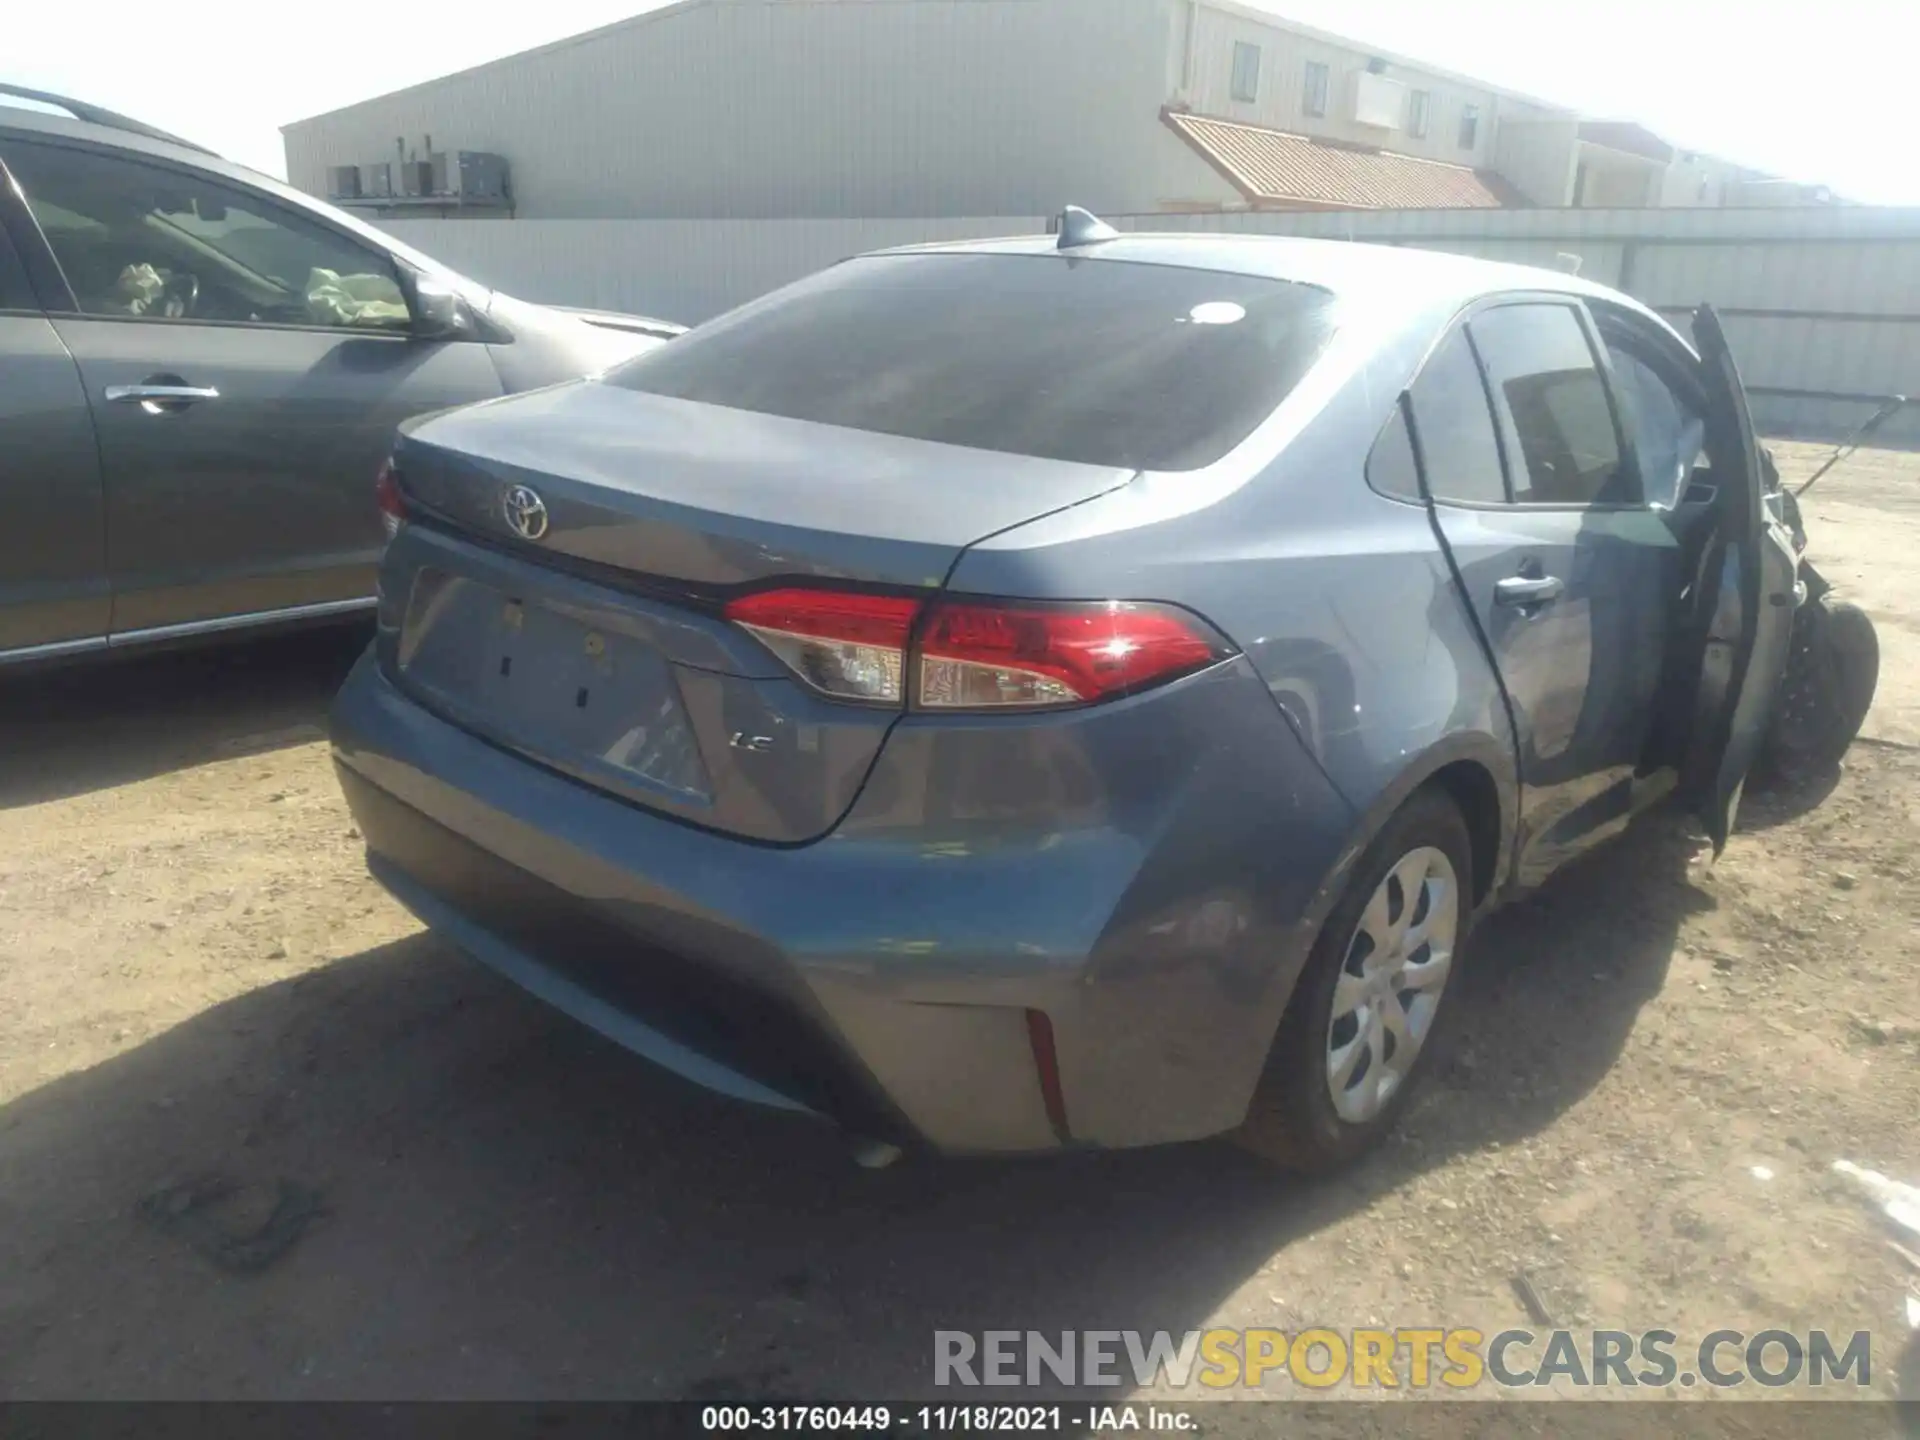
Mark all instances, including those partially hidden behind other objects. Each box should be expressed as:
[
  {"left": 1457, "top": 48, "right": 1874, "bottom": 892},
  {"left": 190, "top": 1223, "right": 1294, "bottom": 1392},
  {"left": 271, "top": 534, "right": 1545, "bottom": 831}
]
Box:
[{"left": 699, "top": 1405, "right": 1196, "bottom": 1432}]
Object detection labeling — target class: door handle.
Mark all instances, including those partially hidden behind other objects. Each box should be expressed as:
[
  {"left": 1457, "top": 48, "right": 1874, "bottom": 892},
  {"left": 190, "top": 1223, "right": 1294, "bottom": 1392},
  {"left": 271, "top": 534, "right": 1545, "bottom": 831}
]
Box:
[
  {"left": 1494, "top": 574, "right": 1565, "bottom": 608},
  {"left": 105, "top": 383, "right": 221, "bottom": 409}
]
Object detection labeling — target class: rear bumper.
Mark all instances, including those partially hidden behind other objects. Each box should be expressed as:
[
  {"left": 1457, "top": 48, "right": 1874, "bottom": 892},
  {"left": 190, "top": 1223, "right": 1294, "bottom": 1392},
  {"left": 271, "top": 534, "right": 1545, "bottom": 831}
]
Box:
[{"left": 330, "top": 649, "right": 1356, "bottom": 1153}]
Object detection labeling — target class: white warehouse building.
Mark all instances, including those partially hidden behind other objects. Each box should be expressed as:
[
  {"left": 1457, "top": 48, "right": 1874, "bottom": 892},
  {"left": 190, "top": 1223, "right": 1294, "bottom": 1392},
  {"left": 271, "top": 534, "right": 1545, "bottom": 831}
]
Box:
[{"left": 282, "top": 0, "right": 1812, "bottom": 223}]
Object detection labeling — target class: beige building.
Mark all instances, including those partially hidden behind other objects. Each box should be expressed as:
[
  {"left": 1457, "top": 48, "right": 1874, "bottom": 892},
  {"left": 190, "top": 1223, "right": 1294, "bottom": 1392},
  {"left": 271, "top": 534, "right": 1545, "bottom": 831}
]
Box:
[{"left": 282, "top": 0, "right": 1826, "bottom": 219}]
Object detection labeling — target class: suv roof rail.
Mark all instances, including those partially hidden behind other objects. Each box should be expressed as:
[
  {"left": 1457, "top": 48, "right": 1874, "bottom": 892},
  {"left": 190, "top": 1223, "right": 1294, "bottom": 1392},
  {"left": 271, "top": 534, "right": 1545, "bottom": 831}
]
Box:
[{"left": 0, "top": 83, "right": 216, "bottom": 156}]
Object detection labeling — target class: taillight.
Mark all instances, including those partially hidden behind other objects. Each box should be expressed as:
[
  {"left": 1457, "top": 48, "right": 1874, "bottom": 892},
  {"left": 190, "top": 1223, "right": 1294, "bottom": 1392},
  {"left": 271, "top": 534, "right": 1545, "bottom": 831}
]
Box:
[
  {"left": 1026, "top": 1009, "right": 1070, "bottom": 1139},
  {"left": 722, "top": 588, "right": 920, "bottom": 703},
  {"left": 918, "top": 599, "right": 1227, "bottom": 709},
  {"left": 723, "top": 588, "right": 1232, "bottom": 711},
  {"left": 375, "top": 458, "right": 406, "bottom": 541}
]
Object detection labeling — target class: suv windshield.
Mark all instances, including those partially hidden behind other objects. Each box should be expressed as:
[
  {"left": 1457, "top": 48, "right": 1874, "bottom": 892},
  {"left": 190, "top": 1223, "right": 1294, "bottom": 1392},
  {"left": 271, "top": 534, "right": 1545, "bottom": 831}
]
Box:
[{"left": 606, "top": 253, "right": 1338, "bottom": 471}]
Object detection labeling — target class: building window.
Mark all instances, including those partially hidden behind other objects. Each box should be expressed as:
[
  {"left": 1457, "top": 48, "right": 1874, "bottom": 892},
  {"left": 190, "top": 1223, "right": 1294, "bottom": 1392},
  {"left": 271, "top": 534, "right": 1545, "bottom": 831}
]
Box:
[
  {"left": 1302, "top": 61, "right": 1330, "bottom": 118},
  {"left": 1458, "top": 103, "right": 1480, "bottom": 150},
  {"left": 1231, "top": 43, "right": 1261, "bottom": 103},
  {"left": 1408, "top": 89, "right": 1431, "bottom": 138}
]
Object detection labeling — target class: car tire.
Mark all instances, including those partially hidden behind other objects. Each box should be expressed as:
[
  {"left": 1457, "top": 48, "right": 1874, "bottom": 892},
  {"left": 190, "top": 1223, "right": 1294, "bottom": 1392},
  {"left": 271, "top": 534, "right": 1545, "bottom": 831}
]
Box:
[
  {"left": 1764, "top": 596, "right": 1880, "bottom": 778},
  {"left": 1233, "top": 787, "right": 1473, "bottom": 1174}
]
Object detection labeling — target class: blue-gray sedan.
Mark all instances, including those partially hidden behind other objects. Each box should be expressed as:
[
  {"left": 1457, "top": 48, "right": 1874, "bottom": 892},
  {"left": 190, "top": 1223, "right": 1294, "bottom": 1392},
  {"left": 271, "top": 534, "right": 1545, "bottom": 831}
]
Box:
[{"left": 329, "top": 223, "right": 1795, "bottom": 1170}]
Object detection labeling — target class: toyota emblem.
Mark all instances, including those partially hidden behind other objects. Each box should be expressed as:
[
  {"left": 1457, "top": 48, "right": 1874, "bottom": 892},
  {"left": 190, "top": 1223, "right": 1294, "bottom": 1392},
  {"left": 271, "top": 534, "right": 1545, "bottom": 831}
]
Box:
[{"left": 501, "top": 484, "right": 549, "bottom": 541}]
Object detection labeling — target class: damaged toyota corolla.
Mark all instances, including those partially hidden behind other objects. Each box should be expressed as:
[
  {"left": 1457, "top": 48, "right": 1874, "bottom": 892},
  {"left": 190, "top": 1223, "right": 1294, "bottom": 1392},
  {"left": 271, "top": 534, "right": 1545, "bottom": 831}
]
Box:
[{"left": 329, "top": 215, "right": 1875, "bottom": 1171}]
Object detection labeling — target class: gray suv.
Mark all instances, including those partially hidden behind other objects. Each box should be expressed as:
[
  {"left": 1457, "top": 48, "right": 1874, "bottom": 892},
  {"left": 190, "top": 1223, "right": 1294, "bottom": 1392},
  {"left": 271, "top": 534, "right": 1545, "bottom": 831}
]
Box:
[{"left": 0, "top": 88, "right": 674, "bottom": 665}]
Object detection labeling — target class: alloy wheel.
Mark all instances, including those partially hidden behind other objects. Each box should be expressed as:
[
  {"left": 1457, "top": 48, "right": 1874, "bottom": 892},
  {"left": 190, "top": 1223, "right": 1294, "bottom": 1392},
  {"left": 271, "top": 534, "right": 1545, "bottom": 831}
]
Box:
[{"left": 1325, "top": 845, "right": 1459, "bottom": 1124}]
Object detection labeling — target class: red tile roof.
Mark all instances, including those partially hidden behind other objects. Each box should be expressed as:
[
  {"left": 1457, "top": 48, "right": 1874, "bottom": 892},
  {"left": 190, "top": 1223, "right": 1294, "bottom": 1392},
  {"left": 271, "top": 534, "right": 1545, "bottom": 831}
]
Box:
[{"left": 1164, "top": 110, "right": 1519, "bottom": 211}]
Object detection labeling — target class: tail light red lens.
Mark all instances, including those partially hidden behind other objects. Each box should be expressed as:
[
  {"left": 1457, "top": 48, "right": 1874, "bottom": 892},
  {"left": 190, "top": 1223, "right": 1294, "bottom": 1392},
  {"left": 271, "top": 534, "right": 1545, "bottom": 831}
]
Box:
[
  {"left": 918, "top": 599, "right": 1227, "bottom": 708},
  {"left": 374, "top": 459, "right": 406, "bottom": 540},
  {"left": 722, "top": 588, "right": 921, "bottom": 703},
  {"left": 724, "top": 588, "right": 1232, "bottom": 711},
  {"left": 1025, "top": 1009, "right": 1070, "bottom": 1139}
]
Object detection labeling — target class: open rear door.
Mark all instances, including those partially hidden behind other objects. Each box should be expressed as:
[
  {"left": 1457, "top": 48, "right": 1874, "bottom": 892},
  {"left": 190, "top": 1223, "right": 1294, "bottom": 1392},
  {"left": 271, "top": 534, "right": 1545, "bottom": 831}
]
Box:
[{"left": 1675, "top": 306, "right": 1799, "bottom": 851}]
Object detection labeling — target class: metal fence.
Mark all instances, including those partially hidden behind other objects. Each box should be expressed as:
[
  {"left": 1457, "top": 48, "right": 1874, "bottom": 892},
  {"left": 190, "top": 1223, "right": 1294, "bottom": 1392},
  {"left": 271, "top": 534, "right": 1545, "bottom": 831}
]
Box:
[
  {"left": 1114, "top": 208, "right": 1920, "bottom": 445},
  {"left": 388, "top": 205, "right": 1920, "bottom": 445}
]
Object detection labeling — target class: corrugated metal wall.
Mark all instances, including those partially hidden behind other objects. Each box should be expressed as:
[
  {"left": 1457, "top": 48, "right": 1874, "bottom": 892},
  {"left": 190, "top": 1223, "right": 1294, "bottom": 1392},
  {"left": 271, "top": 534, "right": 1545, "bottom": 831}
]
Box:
[
  {"left": 285, "top": 0, "right": 1231, "bottom": 219},
  {"left": 389, "top": 205, "right": 1920, "bottom": 444},
  {"left": 1182, "top": 3, "right": 1507, "bottom": 169},
  {"left": 1494, "top": 119, "right": 1579, "bottom": 207},
  {"left": 1121, "top": 207, "right": 1920, "bottom": 444}
]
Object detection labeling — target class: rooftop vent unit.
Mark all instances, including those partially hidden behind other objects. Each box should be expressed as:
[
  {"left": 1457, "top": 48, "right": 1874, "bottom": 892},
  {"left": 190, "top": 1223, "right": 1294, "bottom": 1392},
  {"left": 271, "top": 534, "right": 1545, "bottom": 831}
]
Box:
[
  {"left": 327, "top": 150, "right": 512, "bottom": 211},
  {"left": 429, "top": 150, "right": 510, "bottom": 203},
  {"left": 397, "top": 159, "right": 435, "bottom": 197}
]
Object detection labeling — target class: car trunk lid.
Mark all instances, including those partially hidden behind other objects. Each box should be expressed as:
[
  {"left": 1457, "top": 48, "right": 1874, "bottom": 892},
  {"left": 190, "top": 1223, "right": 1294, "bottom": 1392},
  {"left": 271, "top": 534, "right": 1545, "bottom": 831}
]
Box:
[
  {"left": 393, "top": 381, "right": 1136, "bottom": 591},
  {"left": 381, "top": 381, "right": 1135, "bottom": 844}
]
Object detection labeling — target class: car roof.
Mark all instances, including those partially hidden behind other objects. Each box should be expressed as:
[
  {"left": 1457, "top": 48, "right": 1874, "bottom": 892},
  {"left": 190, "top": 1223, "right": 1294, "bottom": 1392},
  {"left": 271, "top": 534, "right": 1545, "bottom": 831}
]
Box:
[
  {"left": 1, "top": 100, "right": 257, "bottom": 184},
  {"left": 870, "top": 231, "right": 1647, "bottom": 317}
]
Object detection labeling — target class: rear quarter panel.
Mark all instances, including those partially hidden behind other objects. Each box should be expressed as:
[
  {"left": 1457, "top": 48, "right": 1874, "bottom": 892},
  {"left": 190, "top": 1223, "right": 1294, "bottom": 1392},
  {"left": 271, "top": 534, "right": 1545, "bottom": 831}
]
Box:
[{"left": 946, "top": 311, "right": 1519, "bottom": 902}]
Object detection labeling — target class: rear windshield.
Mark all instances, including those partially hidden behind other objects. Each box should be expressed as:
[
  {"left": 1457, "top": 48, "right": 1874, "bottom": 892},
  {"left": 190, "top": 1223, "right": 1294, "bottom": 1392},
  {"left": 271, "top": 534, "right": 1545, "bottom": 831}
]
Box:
[{"left": 605, "top": 253, "right": 1338, "bottom": 471}]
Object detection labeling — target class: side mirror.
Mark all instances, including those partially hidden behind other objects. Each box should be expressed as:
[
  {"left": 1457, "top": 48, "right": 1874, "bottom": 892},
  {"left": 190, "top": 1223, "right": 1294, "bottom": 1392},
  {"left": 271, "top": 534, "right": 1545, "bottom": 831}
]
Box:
[{"left": 400, "top": 266, "right": 479, "bottom": 341}]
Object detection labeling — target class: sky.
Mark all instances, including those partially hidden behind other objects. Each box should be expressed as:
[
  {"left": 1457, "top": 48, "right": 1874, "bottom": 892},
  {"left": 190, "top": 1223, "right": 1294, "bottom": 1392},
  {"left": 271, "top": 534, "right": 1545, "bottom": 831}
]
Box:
[{"left": 5, "top": 0, "right": 1915, "bottom": 204}]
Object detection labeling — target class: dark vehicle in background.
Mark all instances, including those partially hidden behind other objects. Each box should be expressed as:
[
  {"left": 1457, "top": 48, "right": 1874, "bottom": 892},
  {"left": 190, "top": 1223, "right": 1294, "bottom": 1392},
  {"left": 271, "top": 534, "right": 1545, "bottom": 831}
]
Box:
[
  {"left": 331, "top": 220, "right": 1857, "bottom": 1171},
  {"left": 0, "top": 87, "right": 674, "bottom": 666}
]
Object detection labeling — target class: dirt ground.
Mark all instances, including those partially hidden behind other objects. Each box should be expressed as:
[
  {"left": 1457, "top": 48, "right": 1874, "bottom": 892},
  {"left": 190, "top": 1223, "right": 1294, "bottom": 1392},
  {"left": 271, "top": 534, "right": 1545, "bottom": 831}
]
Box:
[{"left": 1, "top": 443, "right": 1916, "bottom": 1408}]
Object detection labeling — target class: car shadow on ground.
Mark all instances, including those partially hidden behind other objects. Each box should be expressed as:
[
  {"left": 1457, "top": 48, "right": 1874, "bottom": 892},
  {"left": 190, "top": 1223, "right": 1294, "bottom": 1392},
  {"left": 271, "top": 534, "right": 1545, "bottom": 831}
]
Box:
[
  {"left": 0, "top": 806, "right": 1711, "bottom": 1400},
  {"left": 0, "top": 625, "right": 369, "bottom": 809},
  {"left": 1738, "top": 755, "right": 1864, "bottom": 833}
]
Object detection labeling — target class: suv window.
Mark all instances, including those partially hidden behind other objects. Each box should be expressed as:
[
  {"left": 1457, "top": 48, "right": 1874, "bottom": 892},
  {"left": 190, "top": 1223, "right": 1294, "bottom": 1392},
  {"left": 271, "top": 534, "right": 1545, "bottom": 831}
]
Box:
[
  {"left": 1, "top": 139, "right": 409, "bottom": 331},
  {"left": 606, "top": 253, "right": 1339, "bottom": 471},
  {"left": 0, "top": 217, "right": 33, "bottom": 310},
  {"left": 1606, "top": 345, "right": 1709, "bottom": 508},
  {"left": 1469, "top": 304, "right": 1631, "bottom": 505},
  {"left": 1405, "top": 328, "right": 1506, "bottom": 505}
]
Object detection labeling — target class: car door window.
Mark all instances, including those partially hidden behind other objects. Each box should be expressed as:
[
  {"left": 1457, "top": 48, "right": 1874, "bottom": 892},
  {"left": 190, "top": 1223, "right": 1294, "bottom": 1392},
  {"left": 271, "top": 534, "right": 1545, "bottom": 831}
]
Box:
[
  {"left": 1405, "top": 328, "right": 1506, "bottom": 505},
  {"left": 1607, "top": 346, "right": 1709, "bottom": 509},
  {"left": 1, "top": 139, "right": 409, "bottom": 332},
  {"left": 1364, "top": 402, "right": 1422, "bottom": 502},
  {"left": 1469, "top": 303, "right": 1633, "bottom": 506}
]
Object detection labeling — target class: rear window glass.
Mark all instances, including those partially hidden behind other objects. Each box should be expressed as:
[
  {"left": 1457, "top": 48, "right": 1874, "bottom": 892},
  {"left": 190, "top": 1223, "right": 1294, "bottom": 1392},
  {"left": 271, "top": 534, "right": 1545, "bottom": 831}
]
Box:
[{"left": 605, "top": 253, "right": 1338, "bottom": 471}]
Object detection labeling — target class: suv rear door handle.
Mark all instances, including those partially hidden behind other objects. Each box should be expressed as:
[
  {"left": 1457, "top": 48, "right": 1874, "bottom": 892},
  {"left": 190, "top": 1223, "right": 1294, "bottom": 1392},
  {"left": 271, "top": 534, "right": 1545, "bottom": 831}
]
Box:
[
  {"left": 105, "top": 383, "right": 221, "bottom": 408},
  {"left": 1494, "top": 574, "right": 1564, "bottom": 608}
]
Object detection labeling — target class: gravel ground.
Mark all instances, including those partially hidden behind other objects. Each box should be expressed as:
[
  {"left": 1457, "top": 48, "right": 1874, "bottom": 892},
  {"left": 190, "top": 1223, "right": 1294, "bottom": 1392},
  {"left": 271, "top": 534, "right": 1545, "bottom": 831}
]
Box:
[{"left": 0, "top": 443, "right": 1915, "bottom": 1409}]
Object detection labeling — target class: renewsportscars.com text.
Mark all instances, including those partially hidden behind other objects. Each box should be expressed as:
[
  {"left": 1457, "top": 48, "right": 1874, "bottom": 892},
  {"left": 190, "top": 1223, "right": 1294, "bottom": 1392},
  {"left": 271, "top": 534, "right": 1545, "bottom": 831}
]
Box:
[{"left": 934, "top": 1327, "right": 1874, "bottom": 1390}]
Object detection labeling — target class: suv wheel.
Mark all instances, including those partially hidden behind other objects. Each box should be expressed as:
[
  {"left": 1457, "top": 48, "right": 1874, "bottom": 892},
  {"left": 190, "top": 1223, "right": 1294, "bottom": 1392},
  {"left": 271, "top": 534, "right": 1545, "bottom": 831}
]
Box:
[{"left": 1234, "top": 788, "right": 1472, "bottom": 1173}]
